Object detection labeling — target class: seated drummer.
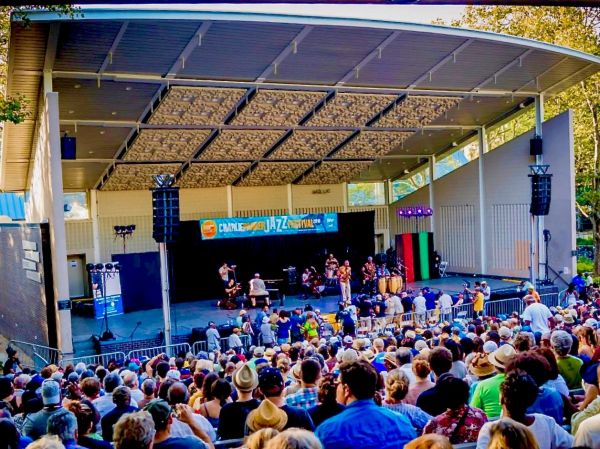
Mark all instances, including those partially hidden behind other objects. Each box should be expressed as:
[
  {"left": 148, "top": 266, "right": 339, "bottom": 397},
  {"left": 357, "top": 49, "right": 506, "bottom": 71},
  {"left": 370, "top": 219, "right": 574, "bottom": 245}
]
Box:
[{"left": 249, "top": 273, "right": 270, "bottom": 307}]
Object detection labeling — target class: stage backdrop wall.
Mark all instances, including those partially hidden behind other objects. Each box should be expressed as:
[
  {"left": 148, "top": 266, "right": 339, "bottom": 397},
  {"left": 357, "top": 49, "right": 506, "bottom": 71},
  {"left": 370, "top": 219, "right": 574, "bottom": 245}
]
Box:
[
  {"left": 389, "top": 110, "right": 576, "bottom": 280},
  {"left": 172, "top": 211, "right": 375, "bottom": 301},
  {"left": 112, "top": 252, "right": 162, "bottom": 313}
]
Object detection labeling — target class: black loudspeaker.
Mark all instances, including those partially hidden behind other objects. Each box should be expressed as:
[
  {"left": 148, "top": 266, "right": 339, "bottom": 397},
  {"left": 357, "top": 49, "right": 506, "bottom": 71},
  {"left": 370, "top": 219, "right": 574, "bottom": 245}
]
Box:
[
  {"left": 529, "top": 173, "right": 552, "bottom": 216},
  {"left": 61, "top": 136, "right": 76, "bottom": 159},
  {"left": 191, "top": 327, "right": 207, "bottom": 344},
  {"left": 152, "top": 187, "right": 180, "bottom": 243},
  {"left": 530, "top": 136, "right": 543, "bottom": 156}
]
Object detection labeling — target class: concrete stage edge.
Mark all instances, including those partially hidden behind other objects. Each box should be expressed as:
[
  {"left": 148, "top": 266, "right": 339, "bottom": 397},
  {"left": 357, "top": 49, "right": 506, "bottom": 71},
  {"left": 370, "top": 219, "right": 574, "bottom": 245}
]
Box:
[{"left": 71, "top": 275, "right": 518, "bottom": 354}]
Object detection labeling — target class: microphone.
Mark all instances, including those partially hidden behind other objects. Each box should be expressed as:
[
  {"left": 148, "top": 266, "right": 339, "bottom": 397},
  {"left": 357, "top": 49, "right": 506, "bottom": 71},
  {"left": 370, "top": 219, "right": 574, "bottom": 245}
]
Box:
[{"left": 129, "top": 321, "right": 142, "bottom": 342}]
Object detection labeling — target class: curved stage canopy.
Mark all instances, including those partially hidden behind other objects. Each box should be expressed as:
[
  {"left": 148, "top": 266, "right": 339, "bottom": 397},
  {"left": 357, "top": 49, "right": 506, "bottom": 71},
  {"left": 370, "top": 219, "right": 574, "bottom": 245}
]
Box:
[{"left": 1, "top": 8, "right": 599, "bottom": 191}]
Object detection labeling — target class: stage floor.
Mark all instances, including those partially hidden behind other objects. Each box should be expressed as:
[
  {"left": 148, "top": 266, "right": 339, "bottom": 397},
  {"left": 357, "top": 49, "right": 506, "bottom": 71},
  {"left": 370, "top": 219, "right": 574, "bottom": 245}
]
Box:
[{"left": 71, "top": 274, "right": 519, "bottom": 354}]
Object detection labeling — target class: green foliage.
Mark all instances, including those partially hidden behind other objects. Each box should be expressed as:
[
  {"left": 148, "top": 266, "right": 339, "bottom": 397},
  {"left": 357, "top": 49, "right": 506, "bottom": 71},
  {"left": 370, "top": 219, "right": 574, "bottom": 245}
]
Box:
[
  {"left": 577, "top": 236, "right": 594, "bottom": 246},
  {"left": 453, "top": 6, "right": 600, "bottom": 276},
  {"left": 577, "top": 256, "right": 594, "bottom": 274},
  {"left": 0, "top": 4, "right": 79, "bottom": 124}
]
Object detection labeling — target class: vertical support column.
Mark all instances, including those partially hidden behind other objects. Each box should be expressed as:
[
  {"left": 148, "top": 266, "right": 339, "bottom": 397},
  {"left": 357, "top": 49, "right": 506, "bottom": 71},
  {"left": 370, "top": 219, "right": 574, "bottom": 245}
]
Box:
[
  {"left": 342, "top": 182, "right": 349, "bottom": 213},
  {"left": 159, "top": 242, "right": 172, "bottom": 349},
  {"left": 286, "top": 184, "right": 293, "bottom": 214},
  {"left": 90, "top": 189, "right": 101, "bottom": 263},
  {"left": 428, "top": 156, "right": 435, "bottom": 235},
  {"left": 477, "top": 127, "right": 488, "bottom": 275},
  {"left": 226, "top": 185, "right": 233, "bottom": 217},
  {"left": 535, "top": 94, "right": 545, "bottom": 283},
  {"left": 44, "top": 71, "right": 73, "bottom": 354}
]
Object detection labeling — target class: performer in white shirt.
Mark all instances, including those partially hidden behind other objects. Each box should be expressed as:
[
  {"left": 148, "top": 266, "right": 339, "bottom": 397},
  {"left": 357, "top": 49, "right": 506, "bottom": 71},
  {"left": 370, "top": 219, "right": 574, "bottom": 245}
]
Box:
[{"left": 249, "top": 273, "right": 270, "bottom": 307}]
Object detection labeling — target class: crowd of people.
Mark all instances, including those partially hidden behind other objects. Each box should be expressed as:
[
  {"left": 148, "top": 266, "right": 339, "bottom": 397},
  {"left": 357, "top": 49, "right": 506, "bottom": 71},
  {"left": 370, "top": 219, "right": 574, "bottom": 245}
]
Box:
[{"left": 1, "top": 278, "right": 600, "bottom": 449}]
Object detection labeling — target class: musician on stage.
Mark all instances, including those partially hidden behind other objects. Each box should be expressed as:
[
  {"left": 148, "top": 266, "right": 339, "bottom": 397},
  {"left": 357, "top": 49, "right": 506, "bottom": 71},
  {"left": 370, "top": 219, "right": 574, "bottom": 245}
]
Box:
[
  {"left": 337, "top": 260, "right": 352, "bottom": 304},
  {"left": 301, "top": 268, "right": 312, "bottom": 299},
  {"left": 218, "top": 262, "right": 235, "bottom": 287},
  {"left": 361, "top": 256, "right": 376, "bottom": 294},
  {"left": 325, "top": 253, "right": 339, "bottom": 286},
  {"left": 219, "top": 278, "right": 241, "bottom": 310},
  {"left": 249, "top": 273, "right": 270, "bottom": 307},
  {"left": 377, "top": 262, "right": 390, "bottom": 278}
]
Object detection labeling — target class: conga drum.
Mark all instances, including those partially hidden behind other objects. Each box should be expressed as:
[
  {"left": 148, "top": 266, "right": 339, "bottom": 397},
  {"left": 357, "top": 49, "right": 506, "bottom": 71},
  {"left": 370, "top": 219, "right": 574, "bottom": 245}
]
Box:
[
  {"left": 378, "top": 277, "right": 387, "bottom": 295},
  {"left": 388, "top": 276, "right": 402, "bottom": 294}
]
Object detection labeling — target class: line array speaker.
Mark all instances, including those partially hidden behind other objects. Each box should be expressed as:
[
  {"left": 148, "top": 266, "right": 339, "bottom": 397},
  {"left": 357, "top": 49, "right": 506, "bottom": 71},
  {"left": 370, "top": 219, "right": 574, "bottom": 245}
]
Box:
[
  {"left": 529, "top": 173, "right": 552, "bottom": 216},
  {"left": 152, "top": 187, "right": 180, "bottom": 243}
]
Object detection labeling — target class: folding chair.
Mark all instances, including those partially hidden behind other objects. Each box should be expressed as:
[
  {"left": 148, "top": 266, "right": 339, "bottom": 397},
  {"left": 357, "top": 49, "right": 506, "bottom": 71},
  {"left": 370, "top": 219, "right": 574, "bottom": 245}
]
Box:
[{"left": 439, "top": 261, "right": 449, "bottom": 278}]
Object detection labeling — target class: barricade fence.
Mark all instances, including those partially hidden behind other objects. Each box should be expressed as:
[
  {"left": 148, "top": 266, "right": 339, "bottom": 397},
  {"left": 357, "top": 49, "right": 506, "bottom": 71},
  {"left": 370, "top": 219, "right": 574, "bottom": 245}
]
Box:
[
  {"left": 126, "top": 343, "right": 191, "bottom": 360},
  {"left": 61, "top": 351, "right": 127, "bottom": 368},
  {"left": 8, "top": 291, "right": 561, "bottom": 366},
  {"left": 8, "top": 339, "right": 62, "bottom": 370}
]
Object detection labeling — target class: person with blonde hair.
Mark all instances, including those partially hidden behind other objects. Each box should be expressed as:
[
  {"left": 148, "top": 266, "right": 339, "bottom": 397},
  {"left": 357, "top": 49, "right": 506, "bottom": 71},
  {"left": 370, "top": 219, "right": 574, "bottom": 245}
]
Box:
[
  {"left": 243, "top": 428, "right": 279, "bottom": 449},
  {"left": 404, "top": 434, "right": 452, "bottom": 449},
  {"left": 404, "top": 356, "right": 435, "bottom": 405},
  {"left": 25, "top": 436, "right": 65, "bottom": 449},
  {"left": 264, "top": 429, "right": 322, "bottom": 449},
  {"left": 113, "top": 411, "right": 156, "bottom": 449},
  {"left": 383, "top": 369, "right": 431, "bottom": 435},
  {"left": 486, "top": 420, "right": 540, "bottom": 449}
]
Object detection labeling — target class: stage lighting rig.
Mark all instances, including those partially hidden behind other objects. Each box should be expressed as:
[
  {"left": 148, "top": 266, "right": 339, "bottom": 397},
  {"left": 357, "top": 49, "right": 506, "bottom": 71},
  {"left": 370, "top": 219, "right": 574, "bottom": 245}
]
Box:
[
  {"left": 114, "top": 224, "right": 136, "bottom": 253},
  {"left": 86, "top": 262, "right": 121, "bottom": 341},
  {"left": 397, "top": 205, "right": 433, "bottom": 232}
]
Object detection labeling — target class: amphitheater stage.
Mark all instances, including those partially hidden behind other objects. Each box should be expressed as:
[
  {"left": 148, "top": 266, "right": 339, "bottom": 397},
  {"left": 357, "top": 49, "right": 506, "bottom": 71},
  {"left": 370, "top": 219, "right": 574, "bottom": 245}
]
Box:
[{"left": 70, "top": 274, "right": 519, "bottom": 354}]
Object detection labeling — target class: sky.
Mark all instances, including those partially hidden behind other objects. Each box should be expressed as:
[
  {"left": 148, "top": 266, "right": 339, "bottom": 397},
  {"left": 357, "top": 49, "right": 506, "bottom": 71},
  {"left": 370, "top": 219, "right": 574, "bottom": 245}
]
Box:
[{"left": 84, "top": 3, "right": 466, "bottom": 25}]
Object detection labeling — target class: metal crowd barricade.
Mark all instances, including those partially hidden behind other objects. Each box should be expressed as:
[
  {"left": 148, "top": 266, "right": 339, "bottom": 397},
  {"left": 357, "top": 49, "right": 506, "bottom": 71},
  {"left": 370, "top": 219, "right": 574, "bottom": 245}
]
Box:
[
  {"left": 485, "top": 297, "right": 524, "bottom": 318},
  {"left": 218, "top": 334, "right": 252, "bottom": 351},
  {"left": 61, "top": 351, "right": 127, "bottom": 368},
  {"left": 8, "top": 339, "right": 62, "bottom": 370},
  {"left": 191, "top": 341, "right": 208, "bottom": 354},
  {"left": 127, "top": 343, "right": 191, "bottom": 360},
  {"left": 540, "top": 292, "right": 560, "bottom": 308}
]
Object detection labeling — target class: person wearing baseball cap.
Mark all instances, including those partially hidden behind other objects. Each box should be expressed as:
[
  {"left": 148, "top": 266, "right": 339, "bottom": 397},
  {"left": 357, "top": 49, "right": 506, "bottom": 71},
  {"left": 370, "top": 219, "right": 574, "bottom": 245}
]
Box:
[
  {"left": 217, "top": 364, "right": 259, "bottom": 440},
  {"left": 22, "top": 379, "right": 64, "bottom": 439},
  {"left": 470, "top": 344, "right": 516, "bottom": 418},
  {"left": 257, "top": 367, "right": 314, "bottom": 431}
]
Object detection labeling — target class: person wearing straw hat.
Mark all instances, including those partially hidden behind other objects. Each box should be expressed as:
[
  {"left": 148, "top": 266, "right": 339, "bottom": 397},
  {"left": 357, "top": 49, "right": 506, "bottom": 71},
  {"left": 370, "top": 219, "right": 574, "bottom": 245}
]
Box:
[
  {"left": 470, "top": 344, "right": 516, "bottom": 419},
  {"left": 218, "top": 364, "right": 260, "bottom": 440},
  {"left": 257, "top": 368, "right": 314, "bottom": 431},
  {"left": 467, "top": 353, "right": 496, "bottom": 400},
  {"left": 246, "top": 400, "right": 288, "bottom": 434}
]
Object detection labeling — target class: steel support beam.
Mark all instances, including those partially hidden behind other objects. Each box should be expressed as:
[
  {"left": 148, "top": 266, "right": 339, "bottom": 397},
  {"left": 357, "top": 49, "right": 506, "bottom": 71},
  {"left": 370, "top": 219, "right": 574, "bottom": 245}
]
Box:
[
  {"left": 514, "top": 56, "right": 568, "bottom": 92},
  {"left": 477, "top": 127, "right": 487, "bottom": 274},
  {"left": 255, "top": 26, "right": 313, "bottom": 82},
  {"left": 408, "top": 39, "right": 473, "bottom": 89},
  {"left": 59, "top": 119, "right": 480, "bottom": 132},
  {"left": 166, "top": 22, "right": 212, "bottom": 78},
  {"left": 99, "top": 21, "right": 129, "bottom": 75},
  {"left": 472, "top": 49, "right": 533, "bottom": 91},
  {"left": 428, "top": 155, "right": 435, "bottom": 235},
  {"left": 48, "top": 70, "right": 537, "bottom": 97},
  {"left": 336, "top": 31, "right": 401, "bottom": 86}
]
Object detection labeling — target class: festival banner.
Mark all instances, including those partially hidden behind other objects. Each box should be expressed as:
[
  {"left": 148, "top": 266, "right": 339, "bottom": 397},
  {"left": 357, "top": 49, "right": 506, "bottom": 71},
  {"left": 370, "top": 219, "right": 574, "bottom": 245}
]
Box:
[
  {"left": 92, "top": 268, "right": 124, "bottom": 319},
  {"left": 199, "top": 213, "right": 338, "bottom": 240}
]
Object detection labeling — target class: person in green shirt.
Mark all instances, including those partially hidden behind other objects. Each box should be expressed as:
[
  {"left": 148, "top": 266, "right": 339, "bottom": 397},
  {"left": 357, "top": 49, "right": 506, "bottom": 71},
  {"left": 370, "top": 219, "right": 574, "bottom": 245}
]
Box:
[
  {"left": 551, "top": 330, "right": 583, "bottom": 390},
  {"left": 303, "top": 312, "right": 319, "bottom": 340},
  {"left": 470, "top": 345, "right": 516, "bottom": 418}
]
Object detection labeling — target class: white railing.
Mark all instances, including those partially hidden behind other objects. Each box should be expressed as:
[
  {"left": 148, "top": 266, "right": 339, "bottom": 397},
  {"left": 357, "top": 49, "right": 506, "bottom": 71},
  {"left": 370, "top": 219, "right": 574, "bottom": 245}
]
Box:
[
  {"left": 127, "top": 343, "right": 191, "bottom": 360},
  {"left": 8, "top": 339, "right": 62, "bottom": 370},
  {"left": 61, "top": 351, "right": 128, "bottom": 367}
]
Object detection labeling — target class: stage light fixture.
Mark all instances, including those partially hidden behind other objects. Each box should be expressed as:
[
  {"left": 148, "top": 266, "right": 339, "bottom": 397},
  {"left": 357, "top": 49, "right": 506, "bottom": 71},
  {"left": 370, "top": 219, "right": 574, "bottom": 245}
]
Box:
[
  {"left": 85, "top": 263, "right": 95, "bottom": 272},
  {"left": 104, "top": 263, "right": 113, "bottom": 271},
  {"left": 95, "top": 263, "right": 104, "bottom": 271}
]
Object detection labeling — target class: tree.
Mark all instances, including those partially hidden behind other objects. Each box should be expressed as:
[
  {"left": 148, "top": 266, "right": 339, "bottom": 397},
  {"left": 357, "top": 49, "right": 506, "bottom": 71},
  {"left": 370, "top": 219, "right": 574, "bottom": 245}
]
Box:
[
  {"left": 0, "top": 5, "right": 78, "bottom": 125},
  {"left": 453, "top": 6, "right": 600, "bottom": 275}
]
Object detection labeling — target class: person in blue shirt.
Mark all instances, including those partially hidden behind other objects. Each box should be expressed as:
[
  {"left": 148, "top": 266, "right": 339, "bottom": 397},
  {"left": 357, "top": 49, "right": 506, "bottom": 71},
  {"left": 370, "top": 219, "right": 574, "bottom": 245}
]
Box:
[{"left": 316, "top": 360, "right": 416, "bottom": 449}]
